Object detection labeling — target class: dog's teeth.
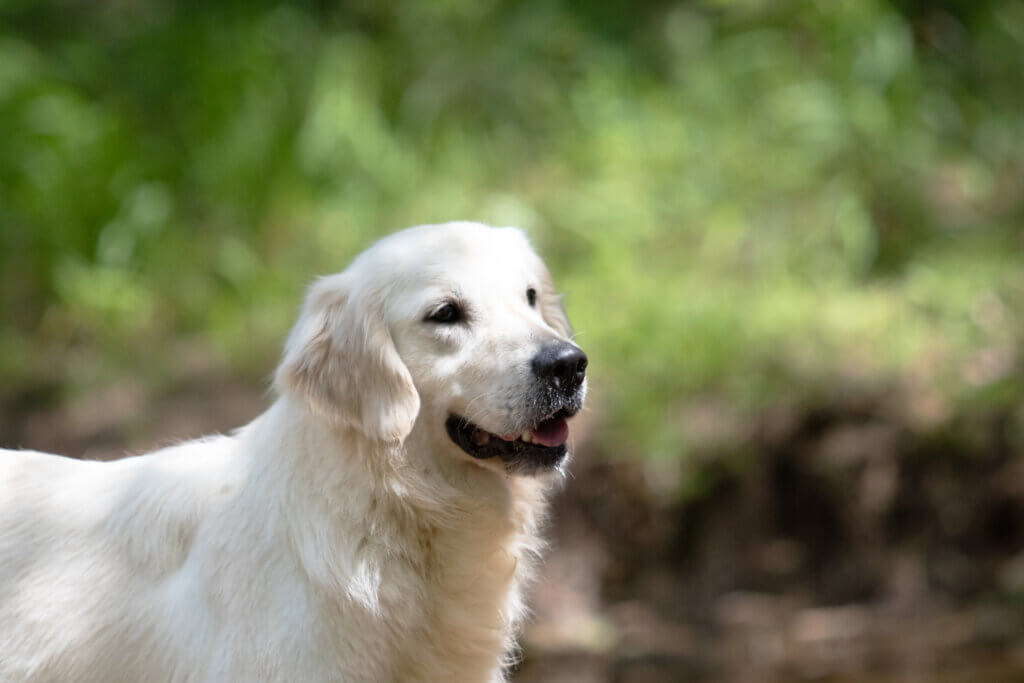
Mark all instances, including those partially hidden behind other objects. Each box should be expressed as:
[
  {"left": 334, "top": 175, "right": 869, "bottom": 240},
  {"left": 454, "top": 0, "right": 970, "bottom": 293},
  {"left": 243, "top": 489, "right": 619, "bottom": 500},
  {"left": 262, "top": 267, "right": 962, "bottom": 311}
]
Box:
[
  {"left": 521, "top": 431, "right": 533, "bottom": 443},
  {"left": 472, "top": 429, "right": 490, "bottom": 446}
]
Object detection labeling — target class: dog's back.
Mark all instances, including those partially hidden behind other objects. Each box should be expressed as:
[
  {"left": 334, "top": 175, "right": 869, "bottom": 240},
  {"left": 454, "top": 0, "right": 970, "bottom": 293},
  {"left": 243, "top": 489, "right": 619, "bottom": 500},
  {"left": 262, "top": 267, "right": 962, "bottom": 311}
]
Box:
[
  {"left": 0, "top": 442, "right": 235, "bottom": 682},
  {"left": 0, "top": 418, "right": 430, "bottom": 683}
]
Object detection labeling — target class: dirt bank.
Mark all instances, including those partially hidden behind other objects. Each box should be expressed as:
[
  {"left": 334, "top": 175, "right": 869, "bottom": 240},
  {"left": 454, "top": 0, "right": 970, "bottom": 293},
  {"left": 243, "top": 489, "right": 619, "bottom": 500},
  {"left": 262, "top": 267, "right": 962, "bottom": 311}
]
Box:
[{"left": 2, "top": 380, "right": 1023, "bottom": 681}]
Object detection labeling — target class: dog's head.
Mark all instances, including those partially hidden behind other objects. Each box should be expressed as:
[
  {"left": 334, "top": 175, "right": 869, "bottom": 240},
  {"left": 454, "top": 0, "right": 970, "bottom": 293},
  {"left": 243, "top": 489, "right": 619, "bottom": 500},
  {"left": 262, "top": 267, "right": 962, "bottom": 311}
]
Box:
[{"left": 275, "top": 221, "right": 587, "bottom": 475}]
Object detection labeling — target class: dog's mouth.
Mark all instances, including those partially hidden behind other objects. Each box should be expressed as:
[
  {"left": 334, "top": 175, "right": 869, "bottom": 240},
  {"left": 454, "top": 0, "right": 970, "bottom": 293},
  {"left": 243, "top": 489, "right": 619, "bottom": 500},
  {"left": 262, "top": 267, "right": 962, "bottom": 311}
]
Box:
[{"left": 445, "top": 410, "right": 574, "bottom": 473}]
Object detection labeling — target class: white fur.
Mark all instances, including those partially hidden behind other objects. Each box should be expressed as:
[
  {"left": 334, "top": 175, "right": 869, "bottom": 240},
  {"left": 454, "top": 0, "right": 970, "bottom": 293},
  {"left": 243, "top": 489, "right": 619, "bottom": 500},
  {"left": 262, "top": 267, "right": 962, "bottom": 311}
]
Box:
[{"left": 0, "top": 222, "right": 584, "bottom": 683}]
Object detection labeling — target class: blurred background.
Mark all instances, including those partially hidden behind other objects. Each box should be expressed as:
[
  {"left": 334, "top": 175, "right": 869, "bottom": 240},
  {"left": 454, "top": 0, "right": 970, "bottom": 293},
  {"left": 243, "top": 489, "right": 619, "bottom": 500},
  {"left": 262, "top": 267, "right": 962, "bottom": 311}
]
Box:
[{"left": 2, "top": 0, "right": 1023, "bottom": 680}]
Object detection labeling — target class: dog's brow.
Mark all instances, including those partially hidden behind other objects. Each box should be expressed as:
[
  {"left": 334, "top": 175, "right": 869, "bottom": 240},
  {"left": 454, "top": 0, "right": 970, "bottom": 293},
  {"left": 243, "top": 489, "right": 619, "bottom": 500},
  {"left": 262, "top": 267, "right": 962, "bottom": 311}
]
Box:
[
  {"left": 424, "top": 287, "right": 471, "bottom": 317},
  {"left": 429, "top": 284, "right": 464, "bottom": 303}
]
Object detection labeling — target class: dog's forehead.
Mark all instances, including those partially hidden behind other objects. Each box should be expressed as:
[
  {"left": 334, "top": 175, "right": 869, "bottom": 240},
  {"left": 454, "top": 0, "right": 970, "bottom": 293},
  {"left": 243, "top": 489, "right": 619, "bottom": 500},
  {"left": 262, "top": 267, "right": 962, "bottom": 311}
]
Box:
[{"left": 364, "top": 222, "right": 542, "bottom": 286}]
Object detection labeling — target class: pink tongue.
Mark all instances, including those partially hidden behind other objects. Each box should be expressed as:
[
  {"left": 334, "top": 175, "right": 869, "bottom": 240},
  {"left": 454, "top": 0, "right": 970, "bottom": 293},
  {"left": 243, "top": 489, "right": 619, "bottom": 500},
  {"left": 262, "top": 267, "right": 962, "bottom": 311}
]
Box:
[{"left": 530, "top": 417, "right": 569, "bottom": 448}]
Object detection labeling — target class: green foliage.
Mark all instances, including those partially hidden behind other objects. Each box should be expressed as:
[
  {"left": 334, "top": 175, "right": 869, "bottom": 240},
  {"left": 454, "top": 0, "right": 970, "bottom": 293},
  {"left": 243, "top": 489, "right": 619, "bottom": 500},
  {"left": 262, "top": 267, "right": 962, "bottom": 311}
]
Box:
[{"left": 1, "top": 0, "right": 1022, "bottom": 460}]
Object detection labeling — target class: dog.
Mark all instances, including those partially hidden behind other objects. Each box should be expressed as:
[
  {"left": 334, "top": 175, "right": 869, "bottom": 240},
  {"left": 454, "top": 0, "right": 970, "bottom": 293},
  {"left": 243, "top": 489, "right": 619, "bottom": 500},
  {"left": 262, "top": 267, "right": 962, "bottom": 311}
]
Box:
[{"left": 0, "top": 221, "right": 587, "bottom": 683}]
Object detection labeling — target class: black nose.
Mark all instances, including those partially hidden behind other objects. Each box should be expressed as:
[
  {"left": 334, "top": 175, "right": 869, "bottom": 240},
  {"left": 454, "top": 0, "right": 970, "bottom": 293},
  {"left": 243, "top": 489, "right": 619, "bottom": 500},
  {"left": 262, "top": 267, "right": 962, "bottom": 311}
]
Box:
[{"left": 531, "top": 342, "right": 588, "bottom": 394}]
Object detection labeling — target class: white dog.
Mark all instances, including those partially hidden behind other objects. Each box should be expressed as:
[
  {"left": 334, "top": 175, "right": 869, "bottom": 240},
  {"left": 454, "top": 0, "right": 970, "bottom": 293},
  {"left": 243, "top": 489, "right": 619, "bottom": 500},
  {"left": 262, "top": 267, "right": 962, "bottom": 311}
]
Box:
[{"left": 0, "top": 222, "right": 587, "bottom": 683}]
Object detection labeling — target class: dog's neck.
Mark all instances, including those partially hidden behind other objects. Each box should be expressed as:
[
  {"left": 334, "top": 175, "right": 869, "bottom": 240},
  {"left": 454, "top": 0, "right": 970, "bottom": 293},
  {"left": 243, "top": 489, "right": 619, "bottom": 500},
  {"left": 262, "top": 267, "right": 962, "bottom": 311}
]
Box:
[{"left": 238, "top": 397, "right": 552, "bottom": 681}]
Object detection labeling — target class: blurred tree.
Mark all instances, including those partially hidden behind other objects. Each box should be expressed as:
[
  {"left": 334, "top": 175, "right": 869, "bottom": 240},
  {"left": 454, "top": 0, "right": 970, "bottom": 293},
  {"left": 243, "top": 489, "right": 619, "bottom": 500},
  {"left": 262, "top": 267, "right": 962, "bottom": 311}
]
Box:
[{"left": 1, "top": 0, "right": 1021, "bottom": 465}]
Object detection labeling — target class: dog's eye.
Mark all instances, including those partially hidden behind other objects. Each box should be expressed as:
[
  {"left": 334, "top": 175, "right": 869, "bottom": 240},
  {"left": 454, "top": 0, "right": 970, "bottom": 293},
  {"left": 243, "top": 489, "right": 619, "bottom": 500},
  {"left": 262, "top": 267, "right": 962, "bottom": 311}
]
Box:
[
  {"left": 426, "top": 302, "right": 463, "bottom": 324},
  {"left": 526, "top": 287, "right": 537, "bottom": 307}
]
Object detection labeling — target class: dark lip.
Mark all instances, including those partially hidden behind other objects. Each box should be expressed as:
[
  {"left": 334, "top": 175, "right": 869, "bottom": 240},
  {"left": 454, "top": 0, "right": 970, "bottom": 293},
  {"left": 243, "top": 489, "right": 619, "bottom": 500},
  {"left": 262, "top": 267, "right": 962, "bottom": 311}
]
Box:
[{"left": 445, "top": 415, "right": 569, "bottom": 473}]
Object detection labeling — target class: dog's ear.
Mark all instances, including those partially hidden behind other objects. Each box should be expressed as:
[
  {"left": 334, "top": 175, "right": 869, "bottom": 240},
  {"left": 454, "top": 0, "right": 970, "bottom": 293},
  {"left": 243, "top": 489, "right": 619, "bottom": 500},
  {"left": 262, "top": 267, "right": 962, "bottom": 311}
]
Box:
[
  {"left": 276, "top": 274, "right": 420, "bottom": 442},
  {"left": 538, "top": 268, "right": 574, "bottom": 339}
]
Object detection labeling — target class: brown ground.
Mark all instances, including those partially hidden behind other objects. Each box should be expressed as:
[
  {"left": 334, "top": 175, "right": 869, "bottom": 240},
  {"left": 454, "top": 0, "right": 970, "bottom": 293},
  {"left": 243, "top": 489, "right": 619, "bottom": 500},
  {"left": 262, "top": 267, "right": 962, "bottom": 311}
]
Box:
[{"left": 3, "top": 373, "right": 1023, "bottom": 682}]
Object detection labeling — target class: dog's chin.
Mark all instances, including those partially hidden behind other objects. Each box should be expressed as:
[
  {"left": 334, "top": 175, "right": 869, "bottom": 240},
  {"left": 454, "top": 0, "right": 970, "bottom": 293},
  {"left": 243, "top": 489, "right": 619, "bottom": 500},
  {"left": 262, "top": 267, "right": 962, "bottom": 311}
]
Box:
[{"left": 445, "top": 414, "right": 571, "bottom": 476}]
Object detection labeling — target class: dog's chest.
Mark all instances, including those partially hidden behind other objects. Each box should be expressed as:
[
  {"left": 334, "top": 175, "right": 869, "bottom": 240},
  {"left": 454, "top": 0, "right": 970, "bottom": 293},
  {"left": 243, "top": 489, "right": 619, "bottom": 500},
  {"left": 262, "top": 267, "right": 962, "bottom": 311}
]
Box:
[{"left": 376, "top": 511, "right": 526, "bottom": 682}]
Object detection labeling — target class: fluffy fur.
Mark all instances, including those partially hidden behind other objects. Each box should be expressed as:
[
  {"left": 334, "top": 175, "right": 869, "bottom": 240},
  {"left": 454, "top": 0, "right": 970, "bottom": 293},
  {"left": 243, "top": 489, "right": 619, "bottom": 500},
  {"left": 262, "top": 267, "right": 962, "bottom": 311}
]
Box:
[{"left": 0, "top": 222, "right": 586, "bottom": 683}]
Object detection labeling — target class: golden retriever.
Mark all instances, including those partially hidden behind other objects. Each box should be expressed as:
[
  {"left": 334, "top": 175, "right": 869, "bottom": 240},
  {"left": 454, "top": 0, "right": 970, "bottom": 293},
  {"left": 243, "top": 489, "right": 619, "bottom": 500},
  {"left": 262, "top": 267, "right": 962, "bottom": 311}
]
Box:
[{"left": 0, "top": 222, "right": 587, "bottom": 682}]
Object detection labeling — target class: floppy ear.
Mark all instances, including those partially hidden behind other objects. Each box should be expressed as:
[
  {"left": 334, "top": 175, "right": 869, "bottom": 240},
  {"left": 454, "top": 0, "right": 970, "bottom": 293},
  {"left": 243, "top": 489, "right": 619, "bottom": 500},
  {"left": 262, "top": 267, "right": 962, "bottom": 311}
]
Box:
[
  {"left": 275, "top": 274, "right": 420, "bottom": 442},
  {"left": 538, "top": 268, "right": 574, "bottom": 339}
]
